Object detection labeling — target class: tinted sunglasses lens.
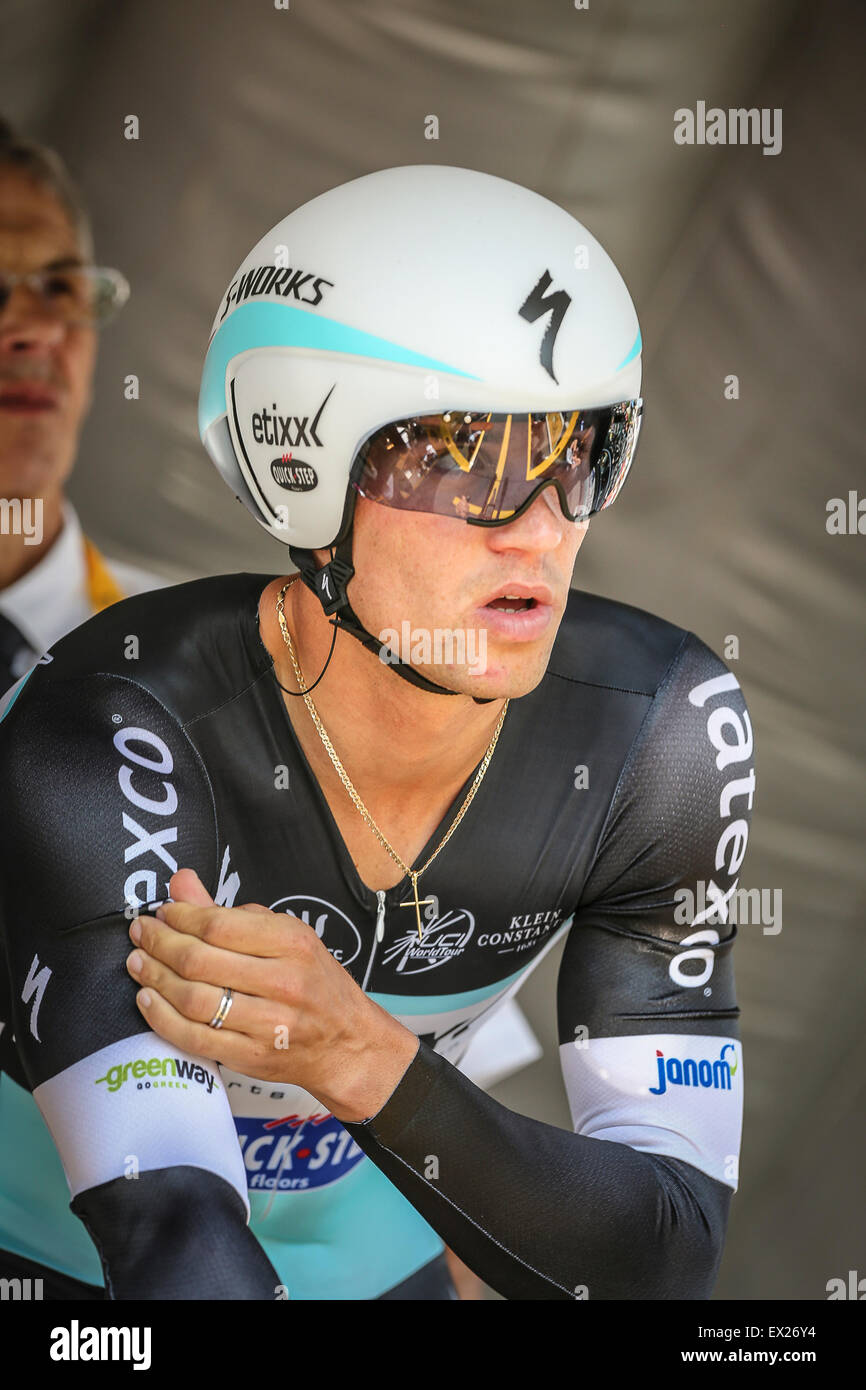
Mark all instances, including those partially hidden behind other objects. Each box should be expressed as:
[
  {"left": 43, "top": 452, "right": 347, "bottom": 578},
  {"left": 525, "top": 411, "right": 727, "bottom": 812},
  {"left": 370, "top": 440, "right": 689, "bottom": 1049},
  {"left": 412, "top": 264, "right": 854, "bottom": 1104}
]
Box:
[{"left": 355, "top": 401, "right": 642, "bottom": 521}]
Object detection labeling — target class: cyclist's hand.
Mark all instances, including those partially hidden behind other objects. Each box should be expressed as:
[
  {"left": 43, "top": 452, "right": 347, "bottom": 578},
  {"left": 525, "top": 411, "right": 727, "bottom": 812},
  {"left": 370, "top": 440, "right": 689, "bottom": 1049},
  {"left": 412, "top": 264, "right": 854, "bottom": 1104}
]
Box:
[{"left": 125, "top": 868, "right": 418, "bottom": 1121}]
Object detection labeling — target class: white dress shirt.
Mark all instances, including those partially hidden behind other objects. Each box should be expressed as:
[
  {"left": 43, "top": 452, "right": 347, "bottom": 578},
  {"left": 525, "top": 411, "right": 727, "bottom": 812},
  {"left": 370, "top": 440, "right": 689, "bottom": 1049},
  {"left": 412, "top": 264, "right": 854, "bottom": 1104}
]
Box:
[{"left": 0, "top": 498, "right": 167, "bottom": 689}]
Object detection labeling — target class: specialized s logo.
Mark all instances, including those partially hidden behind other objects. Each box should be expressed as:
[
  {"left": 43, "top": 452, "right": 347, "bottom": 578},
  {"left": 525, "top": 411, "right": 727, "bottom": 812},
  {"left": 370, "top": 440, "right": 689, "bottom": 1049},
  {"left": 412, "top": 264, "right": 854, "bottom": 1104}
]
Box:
[
  {"left": 649, "top": 1043, "right": 737, "bottom": 1096},
  {"left": 21, "top": 953, "right": 52, "bottom": 1041},
  {"left": 518, "top": 270, "right": 572, "bottom": 383}
]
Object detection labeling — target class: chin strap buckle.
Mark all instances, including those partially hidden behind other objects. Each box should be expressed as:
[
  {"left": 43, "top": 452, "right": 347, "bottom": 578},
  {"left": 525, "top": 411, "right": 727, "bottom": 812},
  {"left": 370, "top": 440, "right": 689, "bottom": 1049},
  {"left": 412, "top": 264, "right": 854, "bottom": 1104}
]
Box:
[
  {"left": 312, "top": 554, "right": 355, "bottom": 615},
  {"left": 291, "top": 538, "right": 495, "bottom": 703}
]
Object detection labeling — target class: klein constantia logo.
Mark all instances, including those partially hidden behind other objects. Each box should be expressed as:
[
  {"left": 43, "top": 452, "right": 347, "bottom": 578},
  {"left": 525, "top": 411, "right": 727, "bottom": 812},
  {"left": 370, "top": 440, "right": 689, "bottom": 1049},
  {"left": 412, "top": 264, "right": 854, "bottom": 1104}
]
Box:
[{"left": 477, "top": 907, "right": 564, "bottom": 954}]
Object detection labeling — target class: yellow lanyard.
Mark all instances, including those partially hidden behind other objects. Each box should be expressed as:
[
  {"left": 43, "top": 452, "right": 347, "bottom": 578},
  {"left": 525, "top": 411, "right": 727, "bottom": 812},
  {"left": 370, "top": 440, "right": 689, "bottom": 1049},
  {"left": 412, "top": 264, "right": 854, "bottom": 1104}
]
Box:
[{"left": 82, "top": 535, "right": 126, "bottom": 612}]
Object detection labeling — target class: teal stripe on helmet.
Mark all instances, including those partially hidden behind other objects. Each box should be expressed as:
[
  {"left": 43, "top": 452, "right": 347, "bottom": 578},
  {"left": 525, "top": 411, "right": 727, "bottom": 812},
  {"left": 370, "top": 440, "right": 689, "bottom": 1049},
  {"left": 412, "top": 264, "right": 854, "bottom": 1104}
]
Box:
[
  {"left": 616, "top": 329, "right": 642, "bottom": 372},
  {"left": 198, "top": 302, "right": 479, "bottom": 435}
]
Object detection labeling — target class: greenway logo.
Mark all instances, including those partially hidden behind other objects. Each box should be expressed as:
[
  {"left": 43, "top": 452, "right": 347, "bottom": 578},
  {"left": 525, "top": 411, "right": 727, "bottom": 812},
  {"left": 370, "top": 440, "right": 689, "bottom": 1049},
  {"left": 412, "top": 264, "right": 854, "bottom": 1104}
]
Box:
[
  {"left": 649, "top": 1042, "right": 737, "bottom": 1096},
  {"left": 95, "top": 1055, "right": 220, "bottom": 1095}
]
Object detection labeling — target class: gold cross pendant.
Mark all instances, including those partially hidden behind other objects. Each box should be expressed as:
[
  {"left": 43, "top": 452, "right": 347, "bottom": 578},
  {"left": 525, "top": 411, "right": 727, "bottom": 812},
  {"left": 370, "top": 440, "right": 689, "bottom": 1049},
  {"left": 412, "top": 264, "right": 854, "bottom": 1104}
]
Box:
[{"left": 399, "top": 872, "right": 435, "bottom": 941}]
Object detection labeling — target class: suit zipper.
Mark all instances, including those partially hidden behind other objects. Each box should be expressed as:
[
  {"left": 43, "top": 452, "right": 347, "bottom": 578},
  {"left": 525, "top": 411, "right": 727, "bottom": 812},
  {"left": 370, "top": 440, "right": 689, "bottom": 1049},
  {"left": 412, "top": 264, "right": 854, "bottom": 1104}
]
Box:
[{"left": 362, "top": 889, "right": 387, "bottom": 991}]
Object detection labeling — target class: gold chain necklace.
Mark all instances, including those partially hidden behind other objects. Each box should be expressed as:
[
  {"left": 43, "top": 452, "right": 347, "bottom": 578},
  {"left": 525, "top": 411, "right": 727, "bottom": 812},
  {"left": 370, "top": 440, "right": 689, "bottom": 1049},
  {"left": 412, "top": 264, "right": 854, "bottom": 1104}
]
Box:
[{"left": 276, "top": 576, "right": 509, "bottom": 941}]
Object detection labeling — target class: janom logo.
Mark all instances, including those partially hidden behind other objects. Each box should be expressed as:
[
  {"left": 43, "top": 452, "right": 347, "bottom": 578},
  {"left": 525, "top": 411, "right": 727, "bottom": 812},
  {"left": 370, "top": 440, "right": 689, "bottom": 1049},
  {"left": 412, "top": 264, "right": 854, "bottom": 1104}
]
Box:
[
  {"left": 649, "top": 1042, "right": 737, "bottom": 1096},
  {"left": 95, "top": 1056, "right": 220, "bottom": 1095}
]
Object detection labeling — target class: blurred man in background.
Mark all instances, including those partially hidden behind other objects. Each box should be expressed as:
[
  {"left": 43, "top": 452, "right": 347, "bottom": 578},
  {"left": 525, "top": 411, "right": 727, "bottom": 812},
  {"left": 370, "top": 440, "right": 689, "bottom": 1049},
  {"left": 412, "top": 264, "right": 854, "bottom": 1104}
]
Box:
[{"left": 0, "top": 118, "right": 163, "bottom": 697}]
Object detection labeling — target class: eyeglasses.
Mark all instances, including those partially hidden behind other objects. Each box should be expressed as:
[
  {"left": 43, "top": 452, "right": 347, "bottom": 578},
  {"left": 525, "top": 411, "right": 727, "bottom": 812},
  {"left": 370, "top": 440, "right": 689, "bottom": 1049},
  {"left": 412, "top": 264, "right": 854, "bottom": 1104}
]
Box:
[
  {"left": 0, "top": 266, "right": 130, "bottom": 326},
  {"left": 353, "top": 399, "right": 644, "bottom": 526}
]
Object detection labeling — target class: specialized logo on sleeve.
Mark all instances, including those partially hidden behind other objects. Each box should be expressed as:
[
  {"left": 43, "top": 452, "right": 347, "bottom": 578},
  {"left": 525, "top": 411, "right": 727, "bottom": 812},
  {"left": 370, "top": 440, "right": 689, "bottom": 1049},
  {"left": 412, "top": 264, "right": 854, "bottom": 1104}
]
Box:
[
  {"left": 21, "top": 953, "right": 52, "bottom": 1041},
  {"left": 269, "top": 895, "right": 361, "bottom": 967},
  {"left": 214, "top": 845, "right": 241, "bottom": 908}
]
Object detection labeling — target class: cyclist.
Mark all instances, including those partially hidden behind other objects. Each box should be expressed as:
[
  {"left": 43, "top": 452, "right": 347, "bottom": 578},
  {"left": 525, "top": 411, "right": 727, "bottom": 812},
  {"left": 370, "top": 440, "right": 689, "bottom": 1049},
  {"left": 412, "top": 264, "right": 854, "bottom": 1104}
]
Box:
[{"left": 0, "top": 165, "right": 753, "bottom": 1300}]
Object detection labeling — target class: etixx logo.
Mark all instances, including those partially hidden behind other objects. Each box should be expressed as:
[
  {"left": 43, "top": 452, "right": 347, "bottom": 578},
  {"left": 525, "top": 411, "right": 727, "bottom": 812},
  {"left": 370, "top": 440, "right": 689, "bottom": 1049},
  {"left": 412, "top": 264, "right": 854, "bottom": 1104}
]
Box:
[{"left": 248, "top": 384, "right": 334, "bottom": 492}]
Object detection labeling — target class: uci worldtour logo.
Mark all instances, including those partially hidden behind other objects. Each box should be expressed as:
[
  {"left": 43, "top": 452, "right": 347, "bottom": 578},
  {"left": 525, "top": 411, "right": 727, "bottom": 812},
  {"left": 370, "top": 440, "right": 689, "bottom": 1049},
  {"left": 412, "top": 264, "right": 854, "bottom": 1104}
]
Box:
[
  {"left": 381, "top": 908, "right": 474, "bottom": 974},
  {"left": 649, "top": 1042, "right": 737, "bottom": 1096},
  {"left": 269, "top": 895, "right": 361, "bottom": 967}
]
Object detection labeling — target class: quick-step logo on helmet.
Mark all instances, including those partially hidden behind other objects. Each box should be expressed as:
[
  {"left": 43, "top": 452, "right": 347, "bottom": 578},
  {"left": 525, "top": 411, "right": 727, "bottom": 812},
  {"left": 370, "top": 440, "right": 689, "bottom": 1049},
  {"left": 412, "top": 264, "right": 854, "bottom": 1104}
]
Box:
[
  {"left": 271, "top": 460, "right": 318, "bottom": 492},
  {"left": 95, "top": 1055, "right": 220, "bottom": 1095},
  {"left": 649, "top": 1043, "right": 737, "bottom": 1096}
]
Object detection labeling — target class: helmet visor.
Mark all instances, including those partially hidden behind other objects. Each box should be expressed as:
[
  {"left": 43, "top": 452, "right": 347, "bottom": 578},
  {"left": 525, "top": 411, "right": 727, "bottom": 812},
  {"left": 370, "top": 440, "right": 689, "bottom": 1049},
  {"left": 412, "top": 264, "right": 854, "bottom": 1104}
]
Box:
[{"left": 352, "top": 399, "right": 643, "bottom": 525}]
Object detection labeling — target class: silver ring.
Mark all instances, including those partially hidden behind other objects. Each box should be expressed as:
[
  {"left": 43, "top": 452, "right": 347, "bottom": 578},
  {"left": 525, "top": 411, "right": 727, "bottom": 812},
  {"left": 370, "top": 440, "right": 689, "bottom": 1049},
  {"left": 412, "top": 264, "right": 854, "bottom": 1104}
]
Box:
[{"left": 208, "top": 987, "right": 233, "bottom": 1029}]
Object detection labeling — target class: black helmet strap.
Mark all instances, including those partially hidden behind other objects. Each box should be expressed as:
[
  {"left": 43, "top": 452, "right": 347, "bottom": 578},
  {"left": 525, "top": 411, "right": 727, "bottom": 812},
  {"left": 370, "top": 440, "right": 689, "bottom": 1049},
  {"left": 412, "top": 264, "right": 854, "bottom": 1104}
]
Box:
[{"left": 287, "top": 529, "right": 494, "bottom": 704}]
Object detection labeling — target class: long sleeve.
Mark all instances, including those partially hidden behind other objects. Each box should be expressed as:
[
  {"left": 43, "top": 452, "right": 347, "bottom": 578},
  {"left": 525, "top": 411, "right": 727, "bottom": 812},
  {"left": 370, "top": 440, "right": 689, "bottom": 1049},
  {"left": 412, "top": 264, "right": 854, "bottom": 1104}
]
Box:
[
  {"left": 0, "top": 668, "right": 280, "bottom": 1299},
  {"left": 343, "top": 634, "right": 753, "bottom": 1300}
]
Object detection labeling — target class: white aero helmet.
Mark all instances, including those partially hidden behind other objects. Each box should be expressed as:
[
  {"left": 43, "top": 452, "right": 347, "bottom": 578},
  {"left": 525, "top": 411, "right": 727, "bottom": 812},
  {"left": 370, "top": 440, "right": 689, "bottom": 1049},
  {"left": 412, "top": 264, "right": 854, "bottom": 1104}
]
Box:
[{"left": 198, "top": 164, "right": 643, "bottom": 697}]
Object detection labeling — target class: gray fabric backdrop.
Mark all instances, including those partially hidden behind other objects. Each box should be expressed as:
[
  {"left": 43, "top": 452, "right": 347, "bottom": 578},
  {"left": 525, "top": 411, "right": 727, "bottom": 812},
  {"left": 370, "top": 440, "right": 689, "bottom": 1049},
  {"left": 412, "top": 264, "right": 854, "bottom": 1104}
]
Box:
[{"left": 2, "top": 0, "right": 863, "bottom": 1299}]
